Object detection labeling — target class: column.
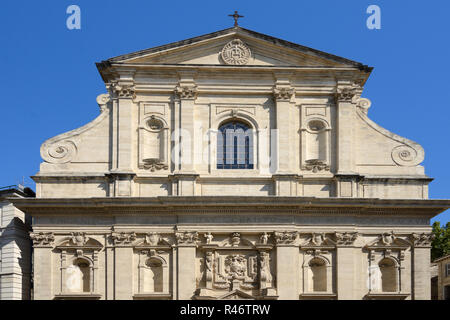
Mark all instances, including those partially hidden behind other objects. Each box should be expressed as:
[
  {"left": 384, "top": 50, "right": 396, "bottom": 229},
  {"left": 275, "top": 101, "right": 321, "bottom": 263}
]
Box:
[
  {"left": 274, "top": 232, "right": 299, "bottom": 300},
  {"left": 176, "top": 231, "right": 198, "bottom": 300}
]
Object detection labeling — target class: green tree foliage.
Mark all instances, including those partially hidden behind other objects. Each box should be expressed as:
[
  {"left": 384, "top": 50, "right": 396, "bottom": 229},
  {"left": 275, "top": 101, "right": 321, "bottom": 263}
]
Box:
[{"left": 431, "top": 221, "right": 450, "bottom": 261}]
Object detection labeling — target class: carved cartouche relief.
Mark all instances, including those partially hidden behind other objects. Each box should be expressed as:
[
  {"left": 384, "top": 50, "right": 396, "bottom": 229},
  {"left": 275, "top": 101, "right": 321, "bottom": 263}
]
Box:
[{"left": 220, "top": 39, "right": 251, "bottom": 65}]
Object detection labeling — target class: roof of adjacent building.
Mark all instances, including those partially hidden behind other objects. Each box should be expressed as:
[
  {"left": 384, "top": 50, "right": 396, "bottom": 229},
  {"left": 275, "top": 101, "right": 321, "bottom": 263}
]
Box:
[
  {"left": 434, "top": 254, "right": 450, "bottom": 263},
  {"left": 0, "top": 185, "right": 35, "bottom": 199}
]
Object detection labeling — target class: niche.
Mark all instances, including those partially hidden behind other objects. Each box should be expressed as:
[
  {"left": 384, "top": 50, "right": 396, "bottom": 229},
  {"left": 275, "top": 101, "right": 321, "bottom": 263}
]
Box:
[{"left": 139, "top": 116, "right": 168, "bottom": 171}]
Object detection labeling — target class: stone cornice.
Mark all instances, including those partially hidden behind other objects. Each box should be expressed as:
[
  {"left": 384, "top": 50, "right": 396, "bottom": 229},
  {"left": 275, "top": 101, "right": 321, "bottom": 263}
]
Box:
[{"left": 10, "top": 196, "right": 450, "bottom": 218}]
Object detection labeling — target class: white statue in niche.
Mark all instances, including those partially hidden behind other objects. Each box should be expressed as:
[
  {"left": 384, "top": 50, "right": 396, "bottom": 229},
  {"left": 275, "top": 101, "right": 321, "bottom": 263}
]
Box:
[{"left": 66, "top": 260, "right": 90, "bottom": 293}]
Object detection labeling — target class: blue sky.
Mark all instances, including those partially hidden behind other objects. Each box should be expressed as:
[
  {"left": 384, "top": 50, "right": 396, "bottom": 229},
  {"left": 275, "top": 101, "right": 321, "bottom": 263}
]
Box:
[{"left": 1, "top": 1, "right": 448, "bottom": 224}]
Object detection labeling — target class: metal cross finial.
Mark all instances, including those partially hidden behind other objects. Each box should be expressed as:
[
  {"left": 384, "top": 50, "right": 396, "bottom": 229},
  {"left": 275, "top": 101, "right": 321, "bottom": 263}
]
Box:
[{"left": 228, "top": 11, "right": 244, "bottom": 27}]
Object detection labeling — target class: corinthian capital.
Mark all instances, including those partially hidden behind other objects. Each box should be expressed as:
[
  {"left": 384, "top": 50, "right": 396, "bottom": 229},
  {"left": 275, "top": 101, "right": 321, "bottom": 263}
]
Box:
[
  {"left": 334, "top": 232, "right": 358, "bottom": 246},
  {"left": 110, "top": 231, "right": 137, "bottom": 245},
  {"left": 175, "top": 85, "right": 198, "bottom": 100},
  {"left": 30, "top": 232, "right": 55, "bottom": 246},
  {"left": 109, "top": 82, "right": 135, "bottom": 99},
  {"left": 176, "top": 231, "right": 199, "bottom": 245},
  {"left": 273, "top": 87, "right": 295, "bottom": 101},
  {"left": 410, "top": 232, "right": 434, "bottom": 247},
  {"left": 335, "top": 86, "right": 357, "bottom": 103},
  {"left": 273, "top": 231, "right": 298, "bottom": 245}
]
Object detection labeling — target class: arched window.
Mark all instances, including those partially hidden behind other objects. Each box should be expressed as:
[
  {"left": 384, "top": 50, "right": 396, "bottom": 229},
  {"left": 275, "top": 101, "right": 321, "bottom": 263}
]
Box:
[
  {"left": 379, "top": 258, "right": 397, "bottom": 292},
  {"left": 217, "top": 121, "right": 254, "bottom": 169},
  {"left": 66, "top": 258, "right": 91, "bottom": 293},
  {"left": 309, "top": 258, "right": 327, "bottom": 292}
]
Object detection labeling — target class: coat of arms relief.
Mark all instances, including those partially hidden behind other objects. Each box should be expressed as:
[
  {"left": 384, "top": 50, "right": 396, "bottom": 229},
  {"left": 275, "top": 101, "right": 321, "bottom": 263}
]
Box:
[{"left": 197, "top": 232, "right": 275, "bottom": 299}]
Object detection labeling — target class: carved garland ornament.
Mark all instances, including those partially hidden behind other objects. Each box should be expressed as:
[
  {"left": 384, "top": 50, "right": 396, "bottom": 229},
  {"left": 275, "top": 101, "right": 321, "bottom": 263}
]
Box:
[
  {"left": 304, "top": 159, "right": 330, "bottom": 173},
  {"left": 220, "top": 39, "right": 251, "bottom": 65}
]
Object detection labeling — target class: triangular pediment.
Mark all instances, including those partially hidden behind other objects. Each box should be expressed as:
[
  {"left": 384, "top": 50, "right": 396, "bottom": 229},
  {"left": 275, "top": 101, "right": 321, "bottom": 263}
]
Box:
[
  {"left": 218, "top": 289, "right": 256, "bottom": 300},
  {"left": 102, "top": 27, "right": 369, "bottom": 69},
  {"left": 365, "top": 233, "right": 411, "bottom": 249}
]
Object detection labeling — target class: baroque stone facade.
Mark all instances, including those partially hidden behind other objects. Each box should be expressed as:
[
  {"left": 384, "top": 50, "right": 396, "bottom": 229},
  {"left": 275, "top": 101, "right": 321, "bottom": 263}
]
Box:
[{"left": 12, "top": 26, "right": 450, "bottom": 300}]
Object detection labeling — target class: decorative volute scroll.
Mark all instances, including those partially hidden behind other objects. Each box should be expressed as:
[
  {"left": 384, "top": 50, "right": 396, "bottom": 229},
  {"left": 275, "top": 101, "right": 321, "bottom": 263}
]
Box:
[
  {"left": 30, "top": 232, "right": 55, "bottom": 246},
  {"left": 96, "top": 93, "right": 111, "bottom": 113},
  {"left": 110, "top": 232, "right": 137, "bottom": 245},
  {"left": 220, "top": 39, "right": 251, "bottom": 65},
  {"left": 40, "top": 93, "right": 111, "bottom": 164},
  {"left": 273, "top": 231, "right": 298, "bottom": 245},
  {"left": 175, "top": 231, "right": 199, "bottom": 245},
  {"left": 334, "top": 232, "right": 358, "bottom": 246},
  {"left": 355, "top": 96, "right": 425, "bottom": 167},
  {"left": 356, "top": 97, "right": 372, "bottom": 115},
  {"left": 409, "top": 232, "right": 435, "bottom": 247}
]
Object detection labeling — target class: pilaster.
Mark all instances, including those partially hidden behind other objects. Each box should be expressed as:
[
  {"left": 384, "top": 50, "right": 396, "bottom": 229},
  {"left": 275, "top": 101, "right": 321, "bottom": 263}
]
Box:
[
  {"left": 274, "top": 231, "right": 299, "bottom": 299},
  {"left": 109, "top": 74, "right": 136, "bottom": 173},
  {"left": 273, "top": 74, "right": 295, "bottom": 174},
  {"left": 335, "top": 83, "right": 361, "bottom": 174},
  {"left": 175, "top": 231, "right": 199, "bottom": 300},
  {"left": 175, "top": 71, "right": 198, "bottom": 173},
  {"left": 410, "top": 233, "right": 433, "bottom": 300},
  {"left": 335, "top": 232, "right": 358, "bottom": 300}
]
